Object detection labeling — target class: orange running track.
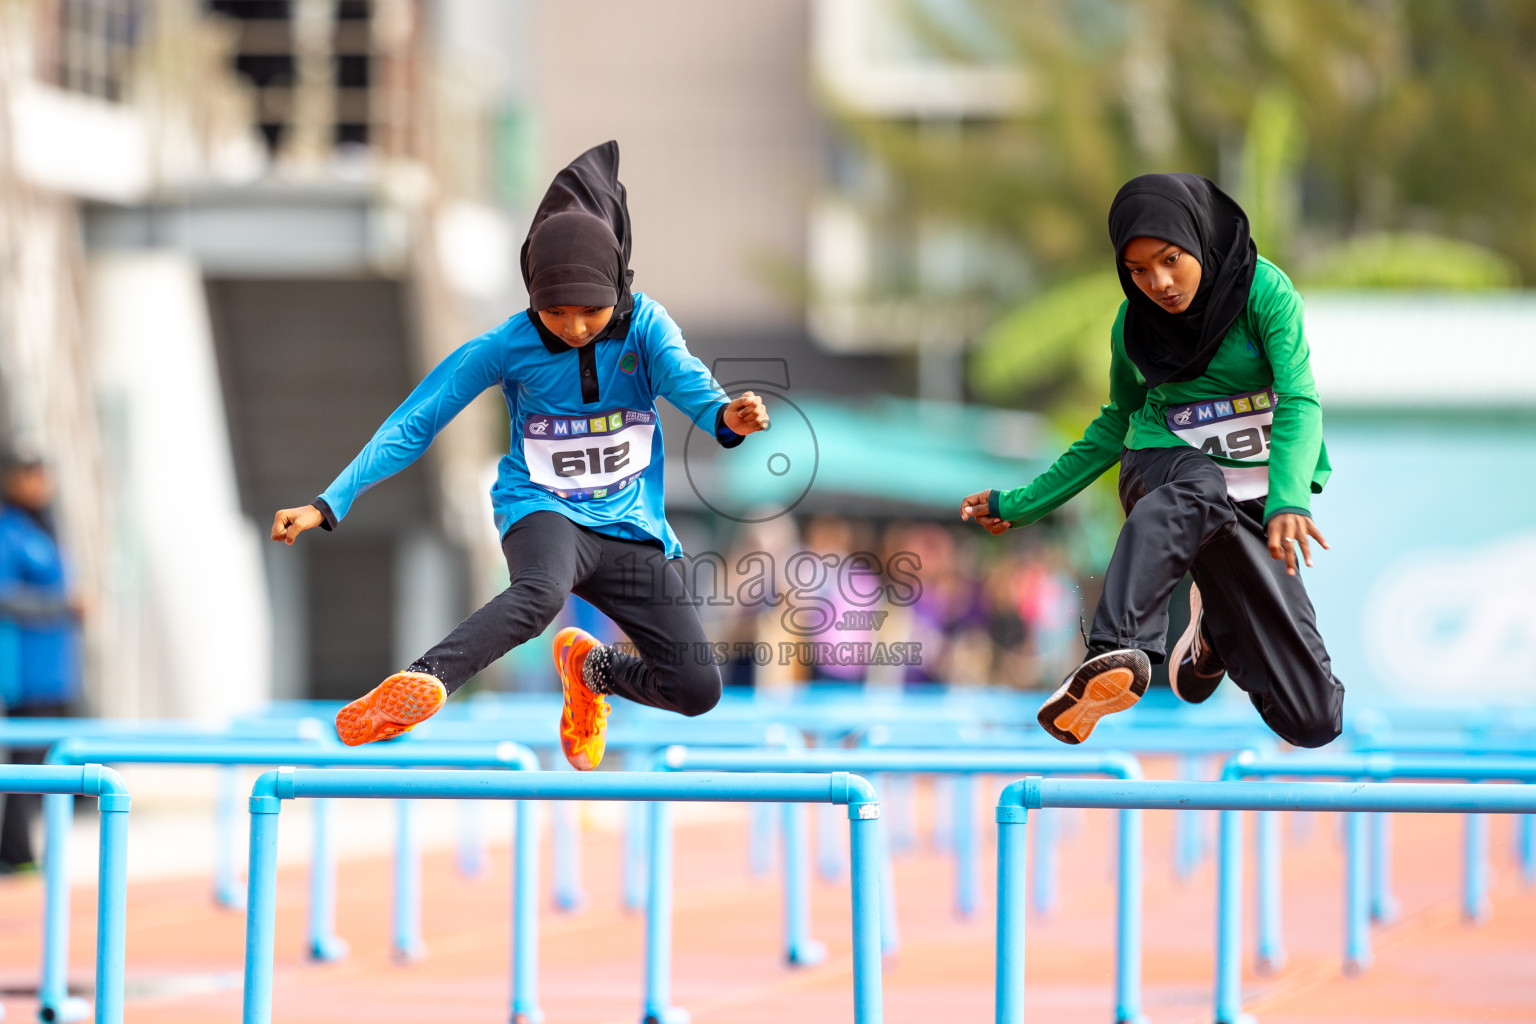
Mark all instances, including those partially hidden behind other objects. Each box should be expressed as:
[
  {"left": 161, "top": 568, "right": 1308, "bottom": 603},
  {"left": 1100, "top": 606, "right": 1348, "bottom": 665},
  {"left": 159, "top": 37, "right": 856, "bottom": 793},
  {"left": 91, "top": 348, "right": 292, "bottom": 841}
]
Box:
[{"left": 2, "top": 774, "right": 1535, "bottom": 1023}]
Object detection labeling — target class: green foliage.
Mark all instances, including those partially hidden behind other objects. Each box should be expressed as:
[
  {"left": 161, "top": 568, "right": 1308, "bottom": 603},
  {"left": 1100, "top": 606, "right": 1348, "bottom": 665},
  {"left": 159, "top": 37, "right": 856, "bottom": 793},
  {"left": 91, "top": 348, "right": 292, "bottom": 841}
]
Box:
[
  {"left": 972, "top": 272, "right": 1121, "bottom": 403},
  {"left": 1300, "top": 232, "right": 1519, "bottom": 291},
  {"left": 832, "top": 0, "right": 1536, "bottom": 410}
]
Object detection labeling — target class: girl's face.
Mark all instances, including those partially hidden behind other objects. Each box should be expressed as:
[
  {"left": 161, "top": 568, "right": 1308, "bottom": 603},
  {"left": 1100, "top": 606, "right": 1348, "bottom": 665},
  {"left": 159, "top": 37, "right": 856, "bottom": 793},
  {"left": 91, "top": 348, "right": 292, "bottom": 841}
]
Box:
[
  {"left": 1121, "top": 236, "right": 1202, "bottom": 314},
  {"left": 538, "top": 305, "right": 615, "bottom": 347}
]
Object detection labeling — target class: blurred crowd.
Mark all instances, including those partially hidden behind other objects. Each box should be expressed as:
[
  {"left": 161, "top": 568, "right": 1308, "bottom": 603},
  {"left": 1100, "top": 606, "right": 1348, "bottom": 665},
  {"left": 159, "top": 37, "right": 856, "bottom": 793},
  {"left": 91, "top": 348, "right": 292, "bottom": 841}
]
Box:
[{"left": 698, "top": 513, "right": 1090, "bottom": 693}]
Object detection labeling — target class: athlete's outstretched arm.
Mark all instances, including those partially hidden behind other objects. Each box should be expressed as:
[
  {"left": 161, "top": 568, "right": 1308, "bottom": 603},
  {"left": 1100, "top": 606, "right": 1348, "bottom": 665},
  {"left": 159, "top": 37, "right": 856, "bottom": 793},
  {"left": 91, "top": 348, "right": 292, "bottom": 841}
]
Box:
[
  {"left": 961, "top": 305, "right": 1145, "bottom": 534},
  {"left": 271, "top": 329, "right": 506, "bottom": 544}
]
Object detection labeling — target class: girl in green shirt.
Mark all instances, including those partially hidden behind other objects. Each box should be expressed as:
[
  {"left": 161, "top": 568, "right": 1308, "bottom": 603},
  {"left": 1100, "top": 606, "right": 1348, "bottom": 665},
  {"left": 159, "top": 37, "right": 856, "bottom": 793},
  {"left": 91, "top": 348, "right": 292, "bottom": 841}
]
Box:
[{"left": 961, "top": 173, "right": 1343, "bottom": 747}]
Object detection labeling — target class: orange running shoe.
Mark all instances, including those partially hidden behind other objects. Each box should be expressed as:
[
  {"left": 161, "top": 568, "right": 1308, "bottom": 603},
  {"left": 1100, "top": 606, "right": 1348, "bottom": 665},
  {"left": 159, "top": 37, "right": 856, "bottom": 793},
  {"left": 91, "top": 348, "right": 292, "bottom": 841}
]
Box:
[
  {"left": 334, "top": 671, "right": 447, "bottom": 746},
  {"left": 1035, "top": 649, "right": 1151, "bottom": 744},
  {"left": 553, "top": 627, "right": 609, "bottom": 770}
]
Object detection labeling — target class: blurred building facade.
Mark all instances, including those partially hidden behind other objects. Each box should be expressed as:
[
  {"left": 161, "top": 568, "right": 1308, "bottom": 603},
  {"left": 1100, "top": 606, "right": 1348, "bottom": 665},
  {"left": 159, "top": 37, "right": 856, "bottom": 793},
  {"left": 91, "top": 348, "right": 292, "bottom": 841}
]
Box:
[
  {"left": 0, "top": 0, "right": 1136, "bottom": 713},
  {"left": 0, "top": 0, "right": 526, "bottom": 716}
]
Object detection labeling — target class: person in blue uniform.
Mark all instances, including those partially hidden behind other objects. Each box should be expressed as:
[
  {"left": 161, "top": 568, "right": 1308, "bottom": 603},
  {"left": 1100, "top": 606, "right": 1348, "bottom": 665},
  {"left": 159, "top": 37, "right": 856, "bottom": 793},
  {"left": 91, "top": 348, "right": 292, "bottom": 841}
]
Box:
[
  {"left": 0, "top": 456, "right": 83, "bottom": 872},
  {"left": 271, "top": 142, "right": 769, "bottom": 768}
]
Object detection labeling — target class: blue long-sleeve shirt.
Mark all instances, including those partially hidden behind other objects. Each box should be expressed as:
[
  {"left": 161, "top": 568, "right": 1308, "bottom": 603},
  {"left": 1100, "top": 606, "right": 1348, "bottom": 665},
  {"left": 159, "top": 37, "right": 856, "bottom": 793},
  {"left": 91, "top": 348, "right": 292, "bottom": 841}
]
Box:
[
  {"left": 316, "top": 293, "right": 741, "bottom": 559},
  {"left": 0, "top": 506, "right": 78, "bottom": 708}
]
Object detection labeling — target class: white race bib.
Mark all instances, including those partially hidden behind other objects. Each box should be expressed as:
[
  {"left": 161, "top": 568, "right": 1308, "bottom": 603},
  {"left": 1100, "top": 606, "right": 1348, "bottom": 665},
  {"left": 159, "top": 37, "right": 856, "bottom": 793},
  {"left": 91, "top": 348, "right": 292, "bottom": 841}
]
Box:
[
  {"left": 1165, "top": 388, "right": 1275, "bottom": 501},
  {"left": 523, "top": 408, "right": 655, "bottom": 502}
]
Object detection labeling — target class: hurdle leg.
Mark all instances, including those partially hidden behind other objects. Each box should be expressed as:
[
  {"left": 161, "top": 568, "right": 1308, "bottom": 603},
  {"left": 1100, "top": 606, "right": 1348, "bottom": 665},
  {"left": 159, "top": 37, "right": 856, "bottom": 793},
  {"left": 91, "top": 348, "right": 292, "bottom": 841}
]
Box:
[
  {"left": 41, "top": 792, "right": 90, "bottom": 1023},
  {"left": 242, "top": 786, "right": 283, "bottom": 1024},
  {"left": 392, "top": 799, "right": 427, "bottom": 962},
  {"left": 817, "top": 801, "right": 846, "bottom": 882},
  {"left": 306, "top": 798, "right": 348, "bottom": 961},
  {"left": 458, "top": 799, "right": 487, "bottom": 880},
  {"left": 1464, "top": 813, "right": 1490, "bottom": 924},
  {"left": 1031, "top": 804, "right": 1059, "bottom": 917},
  {"left": 93, "top": 787, "right": 130, "bottom": 1024},
  {"left": 553, "top": 800, "right": 586, "bottom": 911},
  {"left": 782, "top": 801, "right": 827, "bottom": 965},
  {"left": 954, "top": 773, "right": 979, "bottom": 918},
  {"left": 511, "top": 800, "right": 542, "bottom": 1024},
  {"left": 749, "top": 801, "right": 776, "bottom": 877},
  {"left": 1176, "top": 754, "right": 1203, "bottom": 882},
  {"left": 215, "top": 764, "right": 247, "bottom": 909},
  {"left": 887, "top": 773, "right": 915, "bottom": 854},
  {"left": 640, "top": 801, "right": 687, "bottom": 1024},
  {"left": 1519, "top": 812, "right": 1535, "bottom": 886},
  {"left": 933, "top": 776, "right": 954, "bottom": 853},
  {"left": 1344, "top": 811, "right": 1371, "bottom": 975},
  {"left": 1114, "top": 807, "right": 1146, "bottom": 1024},
  {"left": 624, "top": 801, "right": 649, "bottom": 911},
  {"left": 1213, "top": 809, "right": 1255, "bottom": 1024},
  {"left": 878, "top": 803, "right": 900, "bottom": 955},
  {"left": 994, "top": 800, "right": 1027, "bottom": 1024},
  {"left": 847, "top": 798, "right": 883, "bottom": 1024},
  {"left": 1369, "top": 812, "right": 1399, "bottom": 924},
  {"left": 1255, "top": 809, "right": 1286, "bottom": 973}
]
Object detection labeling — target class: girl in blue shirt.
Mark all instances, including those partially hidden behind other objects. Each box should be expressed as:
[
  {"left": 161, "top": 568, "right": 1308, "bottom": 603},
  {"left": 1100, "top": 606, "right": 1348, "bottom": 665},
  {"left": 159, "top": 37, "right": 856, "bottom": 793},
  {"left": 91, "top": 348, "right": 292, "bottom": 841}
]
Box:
[{"left": 271, "top": 143, "right": 769, "bottom": 769}]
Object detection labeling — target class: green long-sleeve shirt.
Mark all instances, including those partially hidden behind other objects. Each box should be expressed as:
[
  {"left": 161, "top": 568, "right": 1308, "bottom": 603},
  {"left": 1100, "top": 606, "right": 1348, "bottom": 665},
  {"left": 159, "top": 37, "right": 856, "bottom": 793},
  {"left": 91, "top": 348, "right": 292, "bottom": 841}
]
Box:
[{"left": 992, "top": 257, "right": 1330, "bottom": 526}]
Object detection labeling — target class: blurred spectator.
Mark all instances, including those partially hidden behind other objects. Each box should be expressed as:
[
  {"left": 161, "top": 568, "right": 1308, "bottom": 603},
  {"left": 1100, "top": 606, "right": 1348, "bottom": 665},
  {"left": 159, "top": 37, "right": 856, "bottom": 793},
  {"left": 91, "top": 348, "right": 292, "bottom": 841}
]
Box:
[
  {"left": 0, "top": 456, "right": 82, "bottom": 874},
  {"left": 710, "top": 511, "right": 1089, "bottom": 693}
]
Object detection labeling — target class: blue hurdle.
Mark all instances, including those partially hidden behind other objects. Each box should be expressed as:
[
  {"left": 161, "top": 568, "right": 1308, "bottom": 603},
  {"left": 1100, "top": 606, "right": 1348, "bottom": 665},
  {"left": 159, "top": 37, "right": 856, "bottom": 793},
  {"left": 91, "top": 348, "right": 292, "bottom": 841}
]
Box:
[
  {"left": 994, "top": 776, "right": 1536, "bottom": 1024},
  {"left": 407, "top": 714, "right": 795, "bottom": 913},
  {"left": 0, "top": 765, "right": 129, "bottom": 1024},
  {"left": 1222, "top": 750, "right": 1536, "bottom": 975},
  {"left": 656, "top": 746, "right": 1147, "bottom": 1024},
  {"left": 41, "top": 737, "right": 535, "bottom": 1021},
  {"left": 1, "top": 717, "right": 328, "bottom": 912},
  {"left": 240, "top": 768, "right": 882, "bottom": 1024}
]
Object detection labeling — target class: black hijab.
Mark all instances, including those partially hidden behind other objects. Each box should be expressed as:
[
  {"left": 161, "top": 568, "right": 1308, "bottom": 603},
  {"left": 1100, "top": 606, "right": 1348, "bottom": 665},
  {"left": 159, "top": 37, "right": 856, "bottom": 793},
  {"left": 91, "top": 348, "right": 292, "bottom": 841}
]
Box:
[
  {"left": 522, "top": 141, "right": 635, "bottom": 350},
  {"left": 1108, "top": 173, "right": 1257, "bottom": 388}
]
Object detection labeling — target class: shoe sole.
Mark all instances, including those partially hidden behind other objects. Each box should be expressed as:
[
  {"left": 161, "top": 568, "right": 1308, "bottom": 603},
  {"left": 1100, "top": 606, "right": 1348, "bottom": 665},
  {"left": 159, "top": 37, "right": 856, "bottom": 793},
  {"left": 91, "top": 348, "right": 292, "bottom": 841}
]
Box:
[
  {"left": 553, "top": 627, "right": 604, "bottom": 771},
  {"left": 1169, "top": 584, "right": 1202, "bottom": 703},
  {"left": 1037, "top": 650, "right": 1151, "bottom": 744},
  {"left": 335, "top": 672, "right": 446, "bottom": 746},
  {"left": 1169, "top": 584, "right": 1223, "bottom": 704}
]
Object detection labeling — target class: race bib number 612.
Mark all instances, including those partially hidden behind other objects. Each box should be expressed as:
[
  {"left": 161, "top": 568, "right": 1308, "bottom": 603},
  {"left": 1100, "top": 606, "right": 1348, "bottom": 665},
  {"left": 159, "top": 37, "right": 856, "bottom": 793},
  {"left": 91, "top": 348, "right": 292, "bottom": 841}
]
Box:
[{"left": 523, "top": 408, "right": 655, "bottom": 502}]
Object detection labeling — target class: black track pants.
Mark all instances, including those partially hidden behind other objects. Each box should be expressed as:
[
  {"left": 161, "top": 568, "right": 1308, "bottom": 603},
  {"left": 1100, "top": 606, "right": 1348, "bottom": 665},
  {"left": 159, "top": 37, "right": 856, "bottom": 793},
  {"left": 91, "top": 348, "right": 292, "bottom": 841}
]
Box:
[
  {"left": 1, "top": 702, "right": 70, "bottom": 867},
  {"left": 408, "top": 512, "right": 721, "bottom": 717},
  {"left": 1087, "top": 446, "right": 1344, "bottom": 748}
]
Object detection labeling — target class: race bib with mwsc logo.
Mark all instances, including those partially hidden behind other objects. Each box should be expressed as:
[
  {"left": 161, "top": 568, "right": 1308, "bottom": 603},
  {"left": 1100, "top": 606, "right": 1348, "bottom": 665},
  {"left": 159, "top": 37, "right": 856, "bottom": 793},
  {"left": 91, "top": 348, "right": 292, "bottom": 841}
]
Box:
[
  {"left": 523, "top": 408, "right": 655, "bottom": 502},
  {"left": 1164, "top": 388, "right": 1276, "bottom": 501}
]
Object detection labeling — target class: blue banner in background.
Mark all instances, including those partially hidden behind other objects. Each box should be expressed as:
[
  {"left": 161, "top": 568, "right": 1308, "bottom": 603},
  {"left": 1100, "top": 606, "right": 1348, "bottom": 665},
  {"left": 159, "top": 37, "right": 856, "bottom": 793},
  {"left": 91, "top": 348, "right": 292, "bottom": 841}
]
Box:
[{"left": 1305, "top": 415, "right": 1536, "bottom": 708}]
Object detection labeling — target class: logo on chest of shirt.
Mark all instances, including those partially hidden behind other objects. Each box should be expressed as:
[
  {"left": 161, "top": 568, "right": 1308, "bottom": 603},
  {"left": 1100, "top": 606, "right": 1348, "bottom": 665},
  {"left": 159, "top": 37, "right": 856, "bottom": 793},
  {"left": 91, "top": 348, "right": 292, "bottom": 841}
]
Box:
[{"left": 619, "top": 351, "right": 638, "bottom": 374}]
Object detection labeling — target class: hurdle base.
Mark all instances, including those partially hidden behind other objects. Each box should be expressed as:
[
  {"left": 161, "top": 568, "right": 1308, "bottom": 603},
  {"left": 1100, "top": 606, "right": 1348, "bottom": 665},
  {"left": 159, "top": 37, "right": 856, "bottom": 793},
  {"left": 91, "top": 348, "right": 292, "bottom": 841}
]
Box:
[
  {"left": 308, "top": 935, "right": 351, "bottom": 963},
  {"left": 640, "top": 1006, "right": 690, "bottom": 1024},
  {"left": 786, "top": 939, "right": 827, "bottom": 967},
  {"left": 37, "top": 995, "right": 91, "bottom": 1023},
  {"left": 214, "top": 884, "right": 247, "bottom": 911},
  {"left": 1369, "top": 898, "right": 1400, "bottom": 925},
  {"left": 390, "top": 940, "right": 427, "bottom": 965},
  {"left": 510, "top": 1008, "right": 545, "bottom": 1024},
  {"left": 1254, "top": 952, "right": 1287, "bottom": 976}
]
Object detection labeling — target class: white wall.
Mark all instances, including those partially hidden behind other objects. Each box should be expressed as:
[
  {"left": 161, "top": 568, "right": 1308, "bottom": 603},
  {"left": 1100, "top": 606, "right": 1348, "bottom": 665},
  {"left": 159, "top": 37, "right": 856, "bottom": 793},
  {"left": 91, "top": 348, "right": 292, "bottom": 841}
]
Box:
[{"left": 89, "top": 252, "right": 272, "bottom": 720}]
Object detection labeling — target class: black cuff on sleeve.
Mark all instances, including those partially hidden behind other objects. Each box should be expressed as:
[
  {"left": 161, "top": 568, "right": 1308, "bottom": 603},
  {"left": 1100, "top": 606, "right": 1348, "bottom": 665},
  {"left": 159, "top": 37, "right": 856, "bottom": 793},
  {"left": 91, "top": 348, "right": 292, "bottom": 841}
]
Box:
[
  {"left": 987, "top": 490, "right": 1001, "bottom": 518},
  {"left": 313, "top": 497, "right": 338, "bottom": 532},
  {"left": 1263, "top": 505, "right": 1311, "bottom": 525},
  {"left": 714, "top": 404, "right": 746, "bottom": 449}
]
